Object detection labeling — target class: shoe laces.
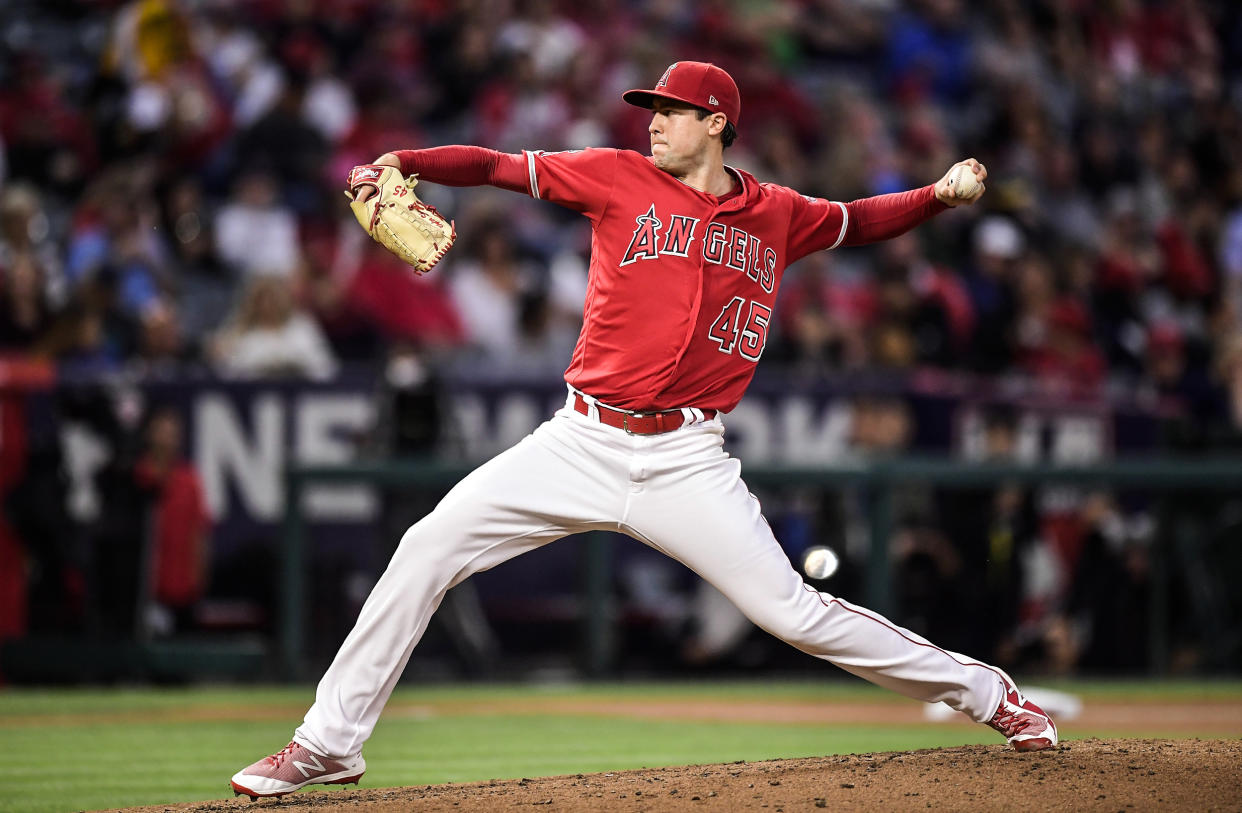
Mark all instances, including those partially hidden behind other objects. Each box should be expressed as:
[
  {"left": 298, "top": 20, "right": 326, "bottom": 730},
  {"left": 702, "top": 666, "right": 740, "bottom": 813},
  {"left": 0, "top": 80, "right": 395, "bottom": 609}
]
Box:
[
  {"left": 266, "top": 742, "right": 299, "bottom": 767},
  {"left": 990, "top": 705, "right": 1032, "bottom": 738}
]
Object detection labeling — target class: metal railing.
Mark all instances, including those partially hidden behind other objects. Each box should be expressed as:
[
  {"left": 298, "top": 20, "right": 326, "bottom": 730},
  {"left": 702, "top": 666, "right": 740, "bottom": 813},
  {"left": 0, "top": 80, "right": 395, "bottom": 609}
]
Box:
[{"left": 281, "top": 457, "right": 1242, "bottom": 678}]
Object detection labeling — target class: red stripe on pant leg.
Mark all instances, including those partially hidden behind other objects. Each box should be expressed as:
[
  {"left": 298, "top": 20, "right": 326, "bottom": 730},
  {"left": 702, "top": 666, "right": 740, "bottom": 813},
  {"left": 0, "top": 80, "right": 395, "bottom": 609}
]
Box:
[{"left": 802, "top": 584, "right": 1008, "bottom": 710}]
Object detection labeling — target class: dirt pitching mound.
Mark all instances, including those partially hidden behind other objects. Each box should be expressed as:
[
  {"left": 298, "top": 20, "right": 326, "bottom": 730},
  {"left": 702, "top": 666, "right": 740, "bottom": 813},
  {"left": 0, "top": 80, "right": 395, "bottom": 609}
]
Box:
[{"left": 121, "top": 738, "right": 1240, "bottom": 812}]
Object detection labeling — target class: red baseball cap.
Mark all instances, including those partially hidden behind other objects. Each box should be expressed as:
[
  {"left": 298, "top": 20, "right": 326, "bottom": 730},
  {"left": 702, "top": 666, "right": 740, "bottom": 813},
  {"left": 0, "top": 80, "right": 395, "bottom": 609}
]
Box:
[
  {"left": 1146, "top": 321, "right": 1184, "bottom": 354},
  {"left": 623, "top": 61, "right": 741, "bottom": 126},
  {"left": 1047, "top": 299, "right": 1091, "bottom": 337}
]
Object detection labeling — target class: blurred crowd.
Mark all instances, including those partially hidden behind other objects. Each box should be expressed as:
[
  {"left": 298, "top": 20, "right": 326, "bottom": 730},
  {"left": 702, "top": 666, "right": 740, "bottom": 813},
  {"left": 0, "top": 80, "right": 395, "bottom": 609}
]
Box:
[
  {"left": 0, "top": 0, "right": 1239, "bottom": 428},
  {"left": 2, "top": 0, "right": 1242, "bottom": 673}
]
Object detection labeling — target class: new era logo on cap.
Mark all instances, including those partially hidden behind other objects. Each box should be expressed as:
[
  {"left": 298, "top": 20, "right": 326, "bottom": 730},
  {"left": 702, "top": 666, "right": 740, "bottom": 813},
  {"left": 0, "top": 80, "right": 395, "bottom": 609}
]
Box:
[{"left": 622, "top": 61, "right": 741, "bottom": 125}]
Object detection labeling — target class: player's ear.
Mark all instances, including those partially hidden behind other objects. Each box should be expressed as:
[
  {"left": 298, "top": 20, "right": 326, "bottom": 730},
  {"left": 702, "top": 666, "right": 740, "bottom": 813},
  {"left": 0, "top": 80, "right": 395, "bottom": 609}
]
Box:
[{"left": 707, "top": 113, "right": 727, "bottom": 137}]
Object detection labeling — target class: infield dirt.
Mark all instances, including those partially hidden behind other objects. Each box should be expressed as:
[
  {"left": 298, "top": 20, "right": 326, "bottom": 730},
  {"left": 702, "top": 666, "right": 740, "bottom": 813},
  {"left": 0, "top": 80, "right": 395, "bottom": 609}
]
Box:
[{"left": 118, "top": 737, "right": 1239, "bottom": 812}]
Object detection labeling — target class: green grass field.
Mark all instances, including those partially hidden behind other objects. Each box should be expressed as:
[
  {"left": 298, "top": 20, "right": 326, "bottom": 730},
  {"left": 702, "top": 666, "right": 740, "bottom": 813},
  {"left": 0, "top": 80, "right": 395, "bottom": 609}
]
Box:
[{"left": 1, "top": 679, "right": 1239, "bottom": 813}]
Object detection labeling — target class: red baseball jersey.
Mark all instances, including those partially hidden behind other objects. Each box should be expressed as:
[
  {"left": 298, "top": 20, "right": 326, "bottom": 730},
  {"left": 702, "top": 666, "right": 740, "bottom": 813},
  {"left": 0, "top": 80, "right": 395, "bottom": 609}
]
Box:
[
  {"left": 527, "top": 148, "right": 846, "bottom": 411},
  {"left": 395, "top": 146, "right": 944, "bottom": 413}
]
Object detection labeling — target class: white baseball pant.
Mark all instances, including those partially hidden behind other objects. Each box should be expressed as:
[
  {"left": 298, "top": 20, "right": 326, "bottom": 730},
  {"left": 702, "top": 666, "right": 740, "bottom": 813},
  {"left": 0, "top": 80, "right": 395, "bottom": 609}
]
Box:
[{"left": 295, "top": 391, "right": 1006, "bottom": 758}]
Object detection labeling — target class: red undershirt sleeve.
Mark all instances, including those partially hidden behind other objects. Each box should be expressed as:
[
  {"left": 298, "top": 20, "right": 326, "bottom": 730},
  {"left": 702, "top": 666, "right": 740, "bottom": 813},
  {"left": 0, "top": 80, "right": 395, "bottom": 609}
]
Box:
[
  {"left": 392, "top": 146, "right": 529, "bottom": 194},
  {"left": 786, "top": 184, "right": 948, "bottom": 262},
  {"left": 840, "top": 185, "right": 948, "bottom": 246}
]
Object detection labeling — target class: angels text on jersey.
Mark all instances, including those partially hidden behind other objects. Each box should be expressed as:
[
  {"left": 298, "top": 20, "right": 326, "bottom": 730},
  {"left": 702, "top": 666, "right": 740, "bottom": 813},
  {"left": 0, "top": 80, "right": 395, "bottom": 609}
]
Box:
[{"left": 619, "top": 204, "right": 777, "bottom": 294}]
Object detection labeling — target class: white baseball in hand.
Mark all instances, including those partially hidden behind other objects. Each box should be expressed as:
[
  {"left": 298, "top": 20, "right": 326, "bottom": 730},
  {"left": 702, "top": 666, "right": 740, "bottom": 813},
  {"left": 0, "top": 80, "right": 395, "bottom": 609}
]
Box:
[{"left": 947, "top": 163, "right": 982, "bottom": 199}]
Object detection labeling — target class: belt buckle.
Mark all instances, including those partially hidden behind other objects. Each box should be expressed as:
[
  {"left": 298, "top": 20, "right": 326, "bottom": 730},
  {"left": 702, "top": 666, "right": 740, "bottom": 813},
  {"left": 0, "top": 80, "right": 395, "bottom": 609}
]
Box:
[{"left": 622, "top": 411, "right": 643, "bottom": 435}]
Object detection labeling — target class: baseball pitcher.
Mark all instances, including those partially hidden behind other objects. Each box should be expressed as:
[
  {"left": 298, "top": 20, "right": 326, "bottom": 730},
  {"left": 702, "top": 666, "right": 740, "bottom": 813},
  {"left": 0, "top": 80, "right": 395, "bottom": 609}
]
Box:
[{"left": 231, "top": 61, "right": 1055, "bottom": 800}]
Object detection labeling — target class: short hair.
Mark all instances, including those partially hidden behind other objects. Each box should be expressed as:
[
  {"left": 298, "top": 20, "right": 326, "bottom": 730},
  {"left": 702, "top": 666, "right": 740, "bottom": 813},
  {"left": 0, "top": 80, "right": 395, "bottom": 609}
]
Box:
[{"left": 695, "top": 108, "right": 737, "bottom": 148}]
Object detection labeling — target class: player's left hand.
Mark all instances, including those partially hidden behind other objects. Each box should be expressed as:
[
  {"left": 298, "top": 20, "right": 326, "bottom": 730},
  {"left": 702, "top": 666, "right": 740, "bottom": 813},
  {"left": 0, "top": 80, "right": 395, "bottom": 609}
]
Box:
[
  {"left": 344, "top": 164, "right": 456, "bottom": 274},
  {"left": 934, "top": 159, "right": 987, "bottom": 207},
  {"left": 347, "top": 154, "right": 403, "bottom": 203}
]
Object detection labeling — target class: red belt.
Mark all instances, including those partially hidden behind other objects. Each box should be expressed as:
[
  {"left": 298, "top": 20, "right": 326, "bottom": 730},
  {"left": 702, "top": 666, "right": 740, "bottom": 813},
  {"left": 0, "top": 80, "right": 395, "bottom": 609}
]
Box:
[{"left": 572, "top": 393, "right": 716, "bottom": 435}]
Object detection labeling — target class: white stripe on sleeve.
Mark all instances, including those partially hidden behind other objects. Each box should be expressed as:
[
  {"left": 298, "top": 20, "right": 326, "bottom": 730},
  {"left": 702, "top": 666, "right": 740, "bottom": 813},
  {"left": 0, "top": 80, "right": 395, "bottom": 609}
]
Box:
[
  {"left": 828, "top": 201, "right": 849, "bottom": 250},
  {"left": 525, "top": 150, "right": 541, "bottom": 199}
]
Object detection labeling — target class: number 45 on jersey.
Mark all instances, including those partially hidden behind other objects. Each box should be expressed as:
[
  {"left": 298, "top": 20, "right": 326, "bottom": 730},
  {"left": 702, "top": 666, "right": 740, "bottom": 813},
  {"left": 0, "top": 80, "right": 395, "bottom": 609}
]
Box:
[{"left": 709, "top": 296, "right": 772, "bottom": 361}]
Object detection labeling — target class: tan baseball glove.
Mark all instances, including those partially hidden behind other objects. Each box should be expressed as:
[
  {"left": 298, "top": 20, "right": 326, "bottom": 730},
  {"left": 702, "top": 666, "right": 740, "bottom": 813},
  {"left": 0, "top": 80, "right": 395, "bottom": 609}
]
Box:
[{"left": 345, "top": 164, "right": 456, "bottom": 274}]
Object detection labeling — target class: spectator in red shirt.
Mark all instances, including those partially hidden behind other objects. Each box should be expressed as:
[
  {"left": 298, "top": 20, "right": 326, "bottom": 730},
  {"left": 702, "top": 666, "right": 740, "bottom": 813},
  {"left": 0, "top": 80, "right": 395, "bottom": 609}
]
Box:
[
  {"left": 1019, "top": 298, "right": 1106, "bottom": 391},
  {"left": 134, "top": 407, "right": 211, "bottom": 632}
]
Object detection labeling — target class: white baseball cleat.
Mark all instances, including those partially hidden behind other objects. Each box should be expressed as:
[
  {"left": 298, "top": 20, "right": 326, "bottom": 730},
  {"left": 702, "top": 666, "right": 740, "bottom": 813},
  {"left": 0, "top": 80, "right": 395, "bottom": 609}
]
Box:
[
  {"left": 987, "top": 671, "right": 1058, "bottom": 751},
  {"left": 230, "top": 741, "right": 365, "bottom": 799}
]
